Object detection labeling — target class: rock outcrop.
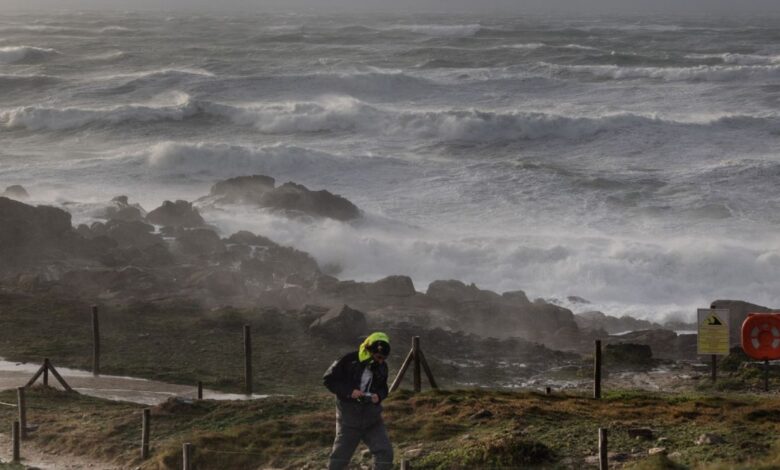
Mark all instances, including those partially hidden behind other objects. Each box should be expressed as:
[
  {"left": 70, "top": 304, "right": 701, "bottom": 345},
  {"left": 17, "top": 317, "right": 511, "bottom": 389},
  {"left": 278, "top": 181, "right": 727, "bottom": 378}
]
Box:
[
  {"left": 203, "top": 175, "right": 361, "bottom": 221},
  {"left": 101, "top": 196, "right": 146, "bottom": 222},
  {"left": 146, "top": 200, "right": 205, "bottom": 228},
  {"left": 575, "top": 311, "right": 660, "bottom": 334},
  {"left": 309, "top": 304, "right": 367, "bottom": 343},
  {"left": 2, "top": 185, "right": 29, "bottom": 200}
]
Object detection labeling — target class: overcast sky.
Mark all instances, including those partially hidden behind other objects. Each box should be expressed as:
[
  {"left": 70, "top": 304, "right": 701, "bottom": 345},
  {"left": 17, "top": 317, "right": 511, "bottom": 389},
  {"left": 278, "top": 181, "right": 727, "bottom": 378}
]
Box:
[{"left": 4, "top": 0, "right": 780, "bottom": 16}]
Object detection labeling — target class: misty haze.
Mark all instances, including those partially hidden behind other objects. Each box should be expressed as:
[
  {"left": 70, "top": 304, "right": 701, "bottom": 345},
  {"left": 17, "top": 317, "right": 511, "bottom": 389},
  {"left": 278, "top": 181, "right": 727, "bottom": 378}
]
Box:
[{"left": 1, "top": 3, "right": 780, "bottom": 469}]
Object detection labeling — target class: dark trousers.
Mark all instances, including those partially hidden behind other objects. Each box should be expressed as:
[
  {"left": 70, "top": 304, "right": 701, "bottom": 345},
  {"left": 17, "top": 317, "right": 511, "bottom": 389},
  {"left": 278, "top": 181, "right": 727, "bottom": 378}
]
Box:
[{"left": 328, "top": 400, "right": 393, "bottom": 470}]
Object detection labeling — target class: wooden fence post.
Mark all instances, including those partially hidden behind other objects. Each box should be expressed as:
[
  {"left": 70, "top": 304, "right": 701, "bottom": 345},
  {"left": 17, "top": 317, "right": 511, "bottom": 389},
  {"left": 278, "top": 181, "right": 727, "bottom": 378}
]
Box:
[
  {"left": 141, "top": 408, "right": 150, "bottom": 459},
  {"left": 43, "top": 358, "right": 49, "bottom": 387},
  {"left": 401, "top": 458, "right": 411, "bottom": 470},
  {"left": 545, "top": 386, "right": 551, "bottom": 396},
  {"left": 182, "top": 442, "right": 193, "bottom": 470},
  {"left": 412, "top": 336, "right": 421, "bottom": 393},
  {"left": 12, "top": 420, "right": 20, "bottom": 463},
  {"left": 17, "top": 387, "right": 26, "bottom": 439},
  {"left": 594, "top": 340, "right": 602, "bottom": 399},
  {"left": 92, "top": 305, "right": 100, "bottom": 376},
  {"left": 244, "top": 325, "right": 252, "bottom": 396},
  {"left": 197, "top": 381, "right": 203, "bottom": 400},
  {"left": 598, "top": 428, "right": 608, "bottom": 470}
]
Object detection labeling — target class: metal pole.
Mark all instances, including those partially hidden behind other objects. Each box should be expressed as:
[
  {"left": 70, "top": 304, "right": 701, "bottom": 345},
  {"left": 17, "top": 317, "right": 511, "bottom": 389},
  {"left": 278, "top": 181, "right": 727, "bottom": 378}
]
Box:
[
  {"left": 711, "top": 355, "right": 717, "bottom": 383},
  {"left": 197, "top": 381, "right": 203, "bottom": 400},
  {"left": 244, "top": 325, "right": 252, "bottom": 396},
  {"left": 43, "top": 358, "right": 49, "bottom": 386},
  {"left": 92, "top": 305, "right": 100, "bottom": 376}
]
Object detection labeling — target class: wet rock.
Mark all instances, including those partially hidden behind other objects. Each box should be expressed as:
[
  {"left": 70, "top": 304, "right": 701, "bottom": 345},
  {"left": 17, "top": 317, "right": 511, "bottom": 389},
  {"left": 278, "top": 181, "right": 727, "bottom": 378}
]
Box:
[
  {"left": 146, "top": 200, "right": 205, "bottom": 227},
  {"left": 604, "top": 343, "right": 654, "bottom": 369},
  {"left": 2, "top": 185, "right": 29, "bottom": 200},
  {"left": 608, "top": 329, "right": 682, "bottom": 361},
  {"left": 309, "top": 304, "right": 367, "bottom": 343},
  {"left": 260, "top": 181, "right": 360, "bottom": 221},
  {"left": 365, "top": 275, "right": 416, "bottom": 297},
  {"left": 174, "top": 228, "right": 225, "bottom": 256},
  {"left": 103, "top": 220, "right": 161, "bottom": 249},
  {"left": 209, "top": 175, "right": 276, "bottom": 204},
  {"left": 102, "top": 196, "right": 146, "bottom": 222},
  {"left": 205, "top": 175, "right": 361, "bottom": 221}
]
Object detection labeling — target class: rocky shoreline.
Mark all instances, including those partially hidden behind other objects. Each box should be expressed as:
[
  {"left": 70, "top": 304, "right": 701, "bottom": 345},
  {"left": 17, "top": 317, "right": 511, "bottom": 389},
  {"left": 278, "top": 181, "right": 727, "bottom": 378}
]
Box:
[{"left": 0, "top": 176, "right": 768, "bottom": 373}]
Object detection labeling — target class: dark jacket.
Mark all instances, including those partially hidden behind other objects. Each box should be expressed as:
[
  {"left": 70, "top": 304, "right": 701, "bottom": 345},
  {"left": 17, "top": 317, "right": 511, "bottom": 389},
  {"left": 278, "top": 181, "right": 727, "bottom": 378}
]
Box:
[{"left": 323, "top": 351, "right": 389, "bottom": 403}]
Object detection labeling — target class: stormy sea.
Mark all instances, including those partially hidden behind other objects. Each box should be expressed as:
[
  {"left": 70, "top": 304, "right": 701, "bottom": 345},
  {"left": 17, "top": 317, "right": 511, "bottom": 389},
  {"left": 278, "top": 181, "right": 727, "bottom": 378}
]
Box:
[{"left": 2, "top": 10, "right": 780, "bottom": 321}]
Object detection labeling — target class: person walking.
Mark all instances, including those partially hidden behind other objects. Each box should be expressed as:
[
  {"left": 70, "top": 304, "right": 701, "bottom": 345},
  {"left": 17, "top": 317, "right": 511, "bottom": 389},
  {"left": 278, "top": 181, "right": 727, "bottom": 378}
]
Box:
[{"left": 323, "top": 332, "right": 393, "bottom": 470}]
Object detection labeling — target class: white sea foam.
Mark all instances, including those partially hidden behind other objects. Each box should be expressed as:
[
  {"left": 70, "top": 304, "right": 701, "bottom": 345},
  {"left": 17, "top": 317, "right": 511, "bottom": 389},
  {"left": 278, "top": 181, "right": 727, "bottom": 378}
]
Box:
[
  {"left": 0, "top": 97, "right": 201, "bottom": 131},
  {"left": 0, "top": 46, "right": 58, "bottom": 64},
  {"left": 385, "top": 24, "right": 482, "bottom": 37},
  {"left": 685, "top": 53, "right": 780, "bottom": 65},
  {"left": 544, "top": 62, "right": 780, "bottom": 81}
]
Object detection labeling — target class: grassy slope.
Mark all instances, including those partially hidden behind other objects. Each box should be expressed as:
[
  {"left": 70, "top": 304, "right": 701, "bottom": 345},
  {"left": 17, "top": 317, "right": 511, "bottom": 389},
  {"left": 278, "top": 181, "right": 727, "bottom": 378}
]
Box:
[{"left": 3, "top": 387, "right": 780, "bottom": 469}]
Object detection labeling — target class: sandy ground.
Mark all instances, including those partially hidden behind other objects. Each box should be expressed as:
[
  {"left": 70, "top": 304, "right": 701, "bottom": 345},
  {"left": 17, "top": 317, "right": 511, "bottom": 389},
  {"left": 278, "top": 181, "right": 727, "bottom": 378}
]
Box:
[{"left": 0, "top": 430, "right": 124, "bottom": 469}]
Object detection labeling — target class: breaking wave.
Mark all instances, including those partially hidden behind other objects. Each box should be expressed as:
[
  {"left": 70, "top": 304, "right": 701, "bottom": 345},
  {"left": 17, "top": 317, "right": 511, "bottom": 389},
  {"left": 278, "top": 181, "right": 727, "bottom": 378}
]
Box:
[
  {"left": 0, "top": 46, "right": 59, "bottom": 64},
  {"left": 544, "top": 62, "right": 780, "bottom": 81},
  {"left": 5, "top": 94, "right": 777, "bottom": 143}
]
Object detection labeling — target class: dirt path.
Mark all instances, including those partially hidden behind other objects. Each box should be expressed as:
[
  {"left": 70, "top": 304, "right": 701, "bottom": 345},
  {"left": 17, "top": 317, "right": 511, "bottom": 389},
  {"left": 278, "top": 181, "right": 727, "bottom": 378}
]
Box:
[
  {"left": 0, "top": 430, "right": 123, "bottom": 469},
  {"left": 0, "top": 358, "right": 268, "bottom": 405}
]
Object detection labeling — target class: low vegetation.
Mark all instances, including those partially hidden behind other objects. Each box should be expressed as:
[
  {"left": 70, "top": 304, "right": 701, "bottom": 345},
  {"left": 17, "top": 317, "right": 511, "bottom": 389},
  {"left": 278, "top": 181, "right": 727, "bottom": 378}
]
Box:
[{"left": 4, "top": 387, "right": 780, "bottom": 469}]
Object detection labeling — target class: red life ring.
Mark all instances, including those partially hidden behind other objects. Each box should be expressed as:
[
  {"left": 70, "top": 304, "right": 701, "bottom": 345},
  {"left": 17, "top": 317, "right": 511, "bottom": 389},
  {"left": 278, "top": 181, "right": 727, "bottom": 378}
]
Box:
[{"left": 742, "top": 313, "right": 780, "bottom": 360}]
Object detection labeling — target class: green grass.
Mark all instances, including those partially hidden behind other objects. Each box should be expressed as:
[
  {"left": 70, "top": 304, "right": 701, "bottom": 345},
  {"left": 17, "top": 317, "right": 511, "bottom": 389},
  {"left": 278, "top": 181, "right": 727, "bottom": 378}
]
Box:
[{"left": 4, "top": 387, "right": 780, "bottom": 469}]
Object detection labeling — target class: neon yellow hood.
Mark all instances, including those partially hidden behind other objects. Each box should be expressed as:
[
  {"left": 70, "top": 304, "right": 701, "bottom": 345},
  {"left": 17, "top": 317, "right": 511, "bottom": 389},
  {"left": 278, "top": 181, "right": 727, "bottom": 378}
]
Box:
[{"left": 358, "top": 332, "right": 390, "bottom": 362}]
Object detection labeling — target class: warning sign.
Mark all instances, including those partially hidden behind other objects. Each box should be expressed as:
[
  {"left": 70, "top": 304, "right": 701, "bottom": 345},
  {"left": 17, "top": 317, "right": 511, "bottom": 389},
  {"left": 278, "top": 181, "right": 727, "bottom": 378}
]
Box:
[{"left": 697, "top": 308, "right": 730, "bottom": 355}]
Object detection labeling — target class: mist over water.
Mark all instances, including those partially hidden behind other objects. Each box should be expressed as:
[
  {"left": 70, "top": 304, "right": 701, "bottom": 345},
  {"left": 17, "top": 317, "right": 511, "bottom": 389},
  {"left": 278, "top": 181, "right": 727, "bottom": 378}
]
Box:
[{"left": 2, "top": 11, "right": 780, "bottom": 321}]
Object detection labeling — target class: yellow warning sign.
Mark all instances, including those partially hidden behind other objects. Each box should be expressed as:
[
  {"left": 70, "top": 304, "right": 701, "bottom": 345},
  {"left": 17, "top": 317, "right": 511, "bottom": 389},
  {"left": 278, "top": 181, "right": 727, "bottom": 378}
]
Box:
[{"left": 697, "top": 308, "right": 730, "bottom": 355}]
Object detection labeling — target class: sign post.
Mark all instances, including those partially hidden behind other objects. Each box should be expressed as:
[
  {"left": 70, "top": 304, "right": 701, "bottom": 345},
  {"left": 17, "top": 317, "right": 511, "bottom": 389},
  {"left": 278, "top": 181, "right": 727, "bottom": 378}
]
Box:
[{"left": 697, "top": 308, "right": 730, "bottom": 383}]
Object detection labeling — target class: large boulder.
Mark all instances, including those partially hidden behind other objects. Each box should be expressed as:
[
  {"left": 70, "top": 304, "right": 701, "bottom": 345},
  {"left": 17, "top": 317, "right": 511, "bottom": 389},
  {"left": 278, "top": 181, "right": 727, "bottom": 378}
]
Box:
[
  {"left": 309, "top": 304, "right": 367, "bottom": 343},
  {"left": 710, "top": 300, "right": 774, "bottom": 348},
  {"left": 209, "top": 175, "right": 276, "bottom": 204},
  {"left": 604, "top": 343, "right": 654, "bottom": 369},
  {"left": 0, "top": 197, "right": 72, "bottom": 263},
  {"left": 204, "top": 175, "right": 361, "bottom": 221},
  {"left": 607, "top": 329, "right": 683, "bottom": 360},
  {"left": 365, "top": 275, "right": 416, "bottom": 297},
  {"left": 174, "top": 229, "right": 225, "bottom": 256},
  {"left": 146, "top": 200, "right": 205, "bottom": 228},
  {"left": 260, "top": 182, "right": 360, "bottom": 221},
  {"left": 2, "top": 185, "right": 29, "bottom": 200},
  {"left": 103, "top": 220, "right": 162, "bottom": 249},
  {"left": 101, "top": 196, "right": 145, "bottom": 222}
]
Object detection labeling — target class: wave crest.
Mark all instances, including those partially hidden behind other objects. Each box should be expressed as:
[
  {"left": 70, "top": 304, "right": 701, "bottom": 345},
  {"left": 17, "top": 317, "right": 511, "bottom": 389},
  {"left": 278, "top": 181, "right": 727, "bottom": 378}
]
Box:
[{"left": 0, "top": 46, "right": 58, "bottom": 64}]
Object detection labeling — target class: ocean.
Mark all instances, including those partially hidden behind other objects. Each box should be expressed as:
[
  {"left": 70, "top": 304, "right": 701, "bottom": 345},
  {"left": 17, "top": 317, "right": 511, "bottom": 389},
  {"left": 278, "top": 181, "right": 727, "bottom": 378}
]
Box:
[{"left": 2, "top": 10, "right": 780, "bottom": 321}]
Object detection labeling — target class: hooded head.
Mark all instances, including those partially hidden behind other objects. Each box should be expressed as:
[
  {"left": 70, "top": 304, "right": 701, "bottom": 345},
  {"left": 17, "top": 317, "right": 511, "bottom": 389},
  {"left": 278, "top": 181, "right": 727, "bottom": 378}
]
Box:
[{"left": 359, "top": 332, "right": 390, "bottom": 363}]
